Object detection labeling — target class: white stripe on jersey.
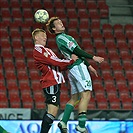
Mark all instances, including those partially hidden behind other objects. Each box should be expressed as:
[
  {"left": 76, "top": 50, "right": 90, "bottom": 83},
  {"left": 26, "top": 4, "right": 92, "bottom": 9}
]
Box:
[
  {"left": 58, "top": 35, "right": 70, "bottom": 44},
  {"left": 35, "top": 46, "right": 42, "bottom": 53},
  {"left": 50, "top": 56, "right": 71, "bottom": 63},
  {"left": 52, "top": 69, "right": 65, "bottom": 84},
  {"left": 45, "top": 48, "right": 58, "bottom": 58},
  {"left": 44, "top": 48, "right": 51, "bottom": 55}
]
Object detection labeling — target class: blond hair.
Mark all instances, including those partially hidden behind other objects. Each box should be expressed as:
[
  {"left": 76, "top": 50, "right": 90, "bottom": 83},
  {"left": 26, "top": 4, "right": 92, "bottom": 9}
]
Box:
[
  {"left": 46, "top": 17, "right": 59, "bottom": 34},
  {"left": 32, "top": 28, "right": 46, "bottom": 41}
]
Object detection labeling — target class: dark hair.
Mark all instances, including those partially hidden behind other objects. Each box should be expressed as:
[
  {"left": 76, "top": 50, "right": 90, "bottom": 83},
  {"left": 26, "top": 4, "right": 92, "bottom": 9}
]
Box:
[{"left": 46, "top": 17, "right": 59, "bottom": 34}]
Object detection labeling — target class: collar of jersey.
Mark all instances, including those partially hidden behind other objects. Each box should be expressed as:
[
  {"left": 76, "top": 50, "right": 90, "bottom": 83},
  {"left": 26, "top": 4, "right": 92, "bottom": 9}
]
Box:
[
  {"left": 35, "top": 44, "right": 45, "bottom": 48},
  {"left": 55, "top": 32, "right": 63, "bottom": 36}
]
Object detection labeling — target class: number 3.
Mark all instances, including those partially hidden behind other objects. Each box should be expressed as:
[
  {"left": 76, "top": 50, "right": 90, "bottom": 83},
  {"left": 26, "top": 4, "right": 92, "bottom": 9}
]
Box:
[{"left": 52, "top": 96, "right": 56, "bottom": 103}]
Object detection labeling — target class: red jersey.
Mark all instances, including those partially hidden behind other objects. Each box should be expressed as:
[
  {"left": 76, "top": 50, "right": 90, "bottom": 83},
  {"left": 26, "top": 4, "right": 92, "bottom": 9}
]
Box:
[{"left": 33, "top": 44, "right": 74, "bottom": 88}]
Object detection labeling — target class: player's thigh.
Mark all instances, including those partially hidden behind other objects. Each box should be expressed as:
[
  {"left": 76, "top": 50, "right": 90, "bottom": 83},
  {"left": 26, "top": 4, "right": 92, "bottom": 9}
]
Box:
[
  {"left": 47, "top": 104, "right": 59, "bottom": 116},
  {"left": 80, "top": 90, "right": 91, "bottom": 100}
]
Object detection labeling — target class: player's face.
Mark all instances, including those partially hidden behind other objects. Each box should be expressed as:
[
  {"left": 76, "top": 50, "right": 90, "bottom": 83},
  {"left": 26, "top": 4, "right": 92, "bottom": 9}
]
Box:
[
  {"left": 53, "top": 19, "right": 65, "bottom": 33},
  {"left": 35, "top": 32, "right": 47, "bottom": 46}
]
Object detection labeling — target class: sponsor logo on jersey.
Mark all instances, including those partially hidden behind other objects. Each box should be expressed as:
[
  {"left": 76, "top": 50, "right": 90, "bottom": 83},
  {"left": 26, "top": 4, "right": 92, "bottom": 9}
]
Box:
[
  {"left": 69, "top": 41, "right": 74, "bottom": 48},
  {"left": 44, "top": 52, "right": 48, "bottom": 57}
]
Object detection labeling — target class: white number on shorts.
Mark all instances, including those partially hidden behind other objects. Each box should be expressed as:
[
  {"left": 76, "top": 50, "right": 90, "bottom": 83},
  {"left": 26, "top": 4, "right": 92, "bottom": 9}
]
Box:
[{"left": 52, "top": 96, "right": 57, "bottom": 103}]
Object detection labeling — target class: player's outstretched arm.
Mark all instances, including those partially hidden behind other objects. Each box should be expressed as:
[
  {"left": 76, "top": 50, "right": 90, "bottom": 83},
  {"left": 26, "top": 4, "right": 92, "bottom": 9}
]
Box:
[
  {"left": 92, "top": 56, "right": 104, "bottom": 63},
  {"left": 73, "top": 46, "right": 104, "bottom": 63}
]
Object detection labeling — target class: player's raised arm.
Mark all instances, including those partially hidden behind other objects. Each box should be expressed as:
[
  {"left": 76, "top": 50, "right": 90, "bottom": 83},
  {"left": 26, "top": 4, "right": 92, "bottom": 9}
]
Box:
[{"left": 73, "top": 46, "right": 104, "bottom": 63}]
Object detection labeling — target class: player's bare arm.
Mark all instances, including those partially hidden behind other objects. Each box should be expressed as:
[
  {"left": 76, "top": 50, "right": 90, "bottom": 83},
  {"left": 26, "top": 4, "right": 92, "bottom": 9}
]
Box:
[{"left": 88, "top": 65, "right": 98, "bottom": 77}]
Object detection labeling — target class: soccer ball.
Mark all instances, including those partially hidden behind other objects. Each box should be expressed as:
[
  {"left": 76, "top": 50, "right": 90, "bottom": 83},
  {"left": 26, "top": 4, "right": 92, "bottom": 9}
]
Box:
[{"left": 34, "top": 9, "right": 49, "bottom": 23}]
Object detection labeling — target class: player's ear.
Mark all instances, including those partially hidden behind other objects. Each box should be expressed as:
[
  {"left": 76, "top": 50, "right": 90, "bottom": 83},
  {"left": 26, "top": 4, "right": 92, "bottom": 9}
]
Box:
[{"left": 34, "top": 35, "right": 38, "bottom": 41}]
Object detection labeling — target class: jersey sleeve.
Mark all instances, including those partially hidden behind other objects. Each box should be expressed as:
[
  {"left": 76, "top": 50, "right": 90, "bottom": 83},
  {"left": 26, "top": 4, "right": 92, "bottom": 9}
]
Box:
[
  {"left": 33, "top": 47, "right": 74, "bottom": 71},
  {"left": 73, "top": 46, "right": 93, "bottom": 59}
]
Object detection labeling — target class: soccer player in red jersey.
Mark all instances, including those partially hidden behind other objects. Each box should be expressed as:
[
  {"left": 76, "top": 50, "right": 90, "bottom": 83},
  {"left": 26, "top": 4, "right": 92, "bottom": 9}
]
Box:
[{"left": 32, "top": 28, "right": 78, "bottom": 133}]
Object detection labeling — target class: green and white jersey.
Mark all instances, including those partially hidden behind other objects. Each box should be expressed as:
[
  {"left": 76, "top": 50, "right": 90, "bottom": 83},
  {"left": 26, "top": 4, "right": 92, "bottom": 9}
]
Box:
[{"left": 56, "top": 33, "right": 83, "bottom": 68}]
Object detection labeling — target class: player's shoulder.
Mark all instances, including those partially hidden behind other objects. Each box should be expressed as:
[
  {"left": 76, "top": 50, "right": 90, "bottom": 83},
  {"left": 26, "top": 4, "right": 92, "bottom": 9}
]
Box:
[
  {"left": 57, "top": 33, "right": 70, "bottom": 43},
  {"left": 56, "top": 33, "right": 66, "bottom": 38},
  {"left": 34, "top": 45, "right": 45, "bottom": 54}
]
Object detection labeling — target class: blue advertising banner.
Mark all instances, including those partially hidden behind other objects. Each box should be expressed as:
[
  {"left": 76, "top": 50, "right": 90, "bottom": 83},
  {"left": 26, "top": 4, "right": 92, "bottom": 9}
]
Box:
[{"left": 0, "top": 120, "right": 133, "bottom": 133}]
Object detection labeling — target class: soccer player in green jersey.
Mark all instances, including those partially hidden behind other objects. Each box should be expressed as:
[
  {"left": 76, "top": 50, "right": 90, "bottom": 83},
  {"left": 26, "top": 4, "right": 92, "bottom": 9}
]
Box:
[{"left": 46, "top": 17, "right": 104, "bottom": 133}]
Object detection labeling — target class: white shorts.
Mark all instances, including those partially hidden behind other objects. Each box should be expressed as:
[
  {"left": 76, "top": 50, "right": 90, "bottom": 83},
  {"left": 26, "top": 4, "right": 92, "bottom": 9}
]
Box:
[{"left": 68, "top": 62, "right": 92, "bottom": 95}]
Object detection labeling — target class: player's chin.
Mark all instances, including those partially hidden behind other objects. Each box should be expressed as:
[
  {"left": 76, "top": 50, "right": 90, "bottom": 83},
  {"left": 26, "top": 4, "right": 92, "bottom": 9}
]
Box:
[{"left": 61, "top": 27, "right": 65, "bottom": 30}]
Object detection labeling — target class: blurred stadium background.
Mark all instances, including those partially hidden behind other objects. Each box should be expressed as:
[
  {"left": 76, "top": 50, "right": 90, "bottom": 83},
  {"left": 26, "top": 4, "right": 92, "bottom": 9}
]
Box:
[{"left": 0, "top": 0, "right": 133, "bottom": 122}]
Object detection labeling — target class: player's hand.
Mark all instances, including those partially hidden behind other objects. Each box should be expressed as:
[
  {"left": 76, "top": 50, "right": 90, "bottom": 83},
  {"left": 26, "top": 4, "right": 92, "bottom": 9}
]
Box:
[
  {"left": 93, "top": 56, "right": 104, "bottom": 63},
  {"left": 88, "top": 65, "right": 98, "bottom": 77},
  {"left": 71, "top": 54, "right": 78, "bottom": 61}
]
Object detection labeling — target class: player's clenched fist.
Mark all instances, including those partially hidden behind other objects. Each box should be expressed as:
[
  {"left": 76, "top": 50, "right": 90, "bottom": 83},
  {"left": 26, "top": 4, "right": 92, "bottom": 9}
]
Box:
[{"left": 93, "top": 56, "right": 104, "bottom": 63}]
